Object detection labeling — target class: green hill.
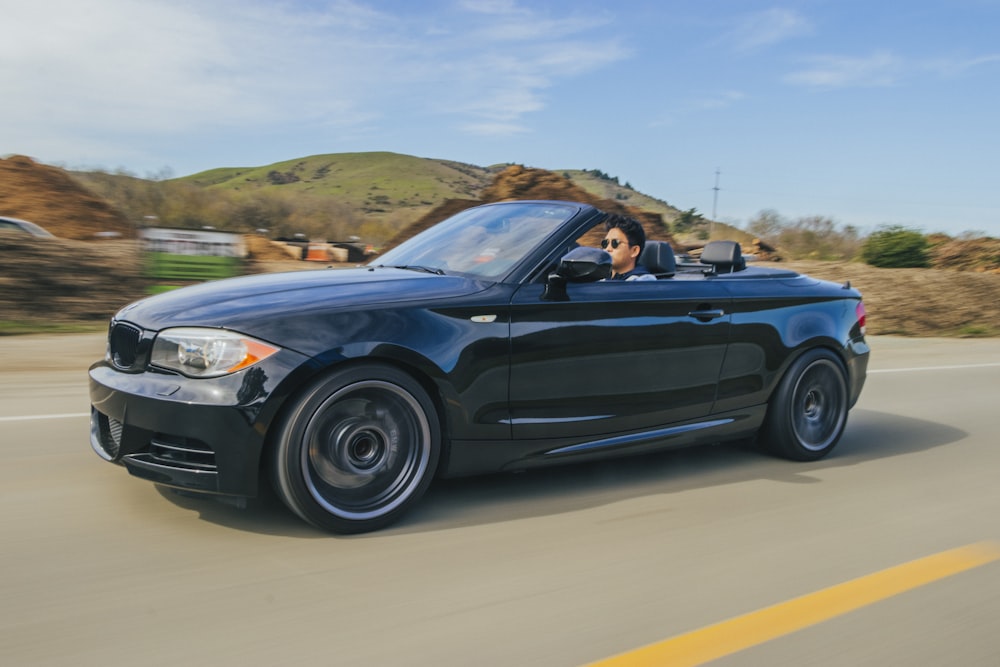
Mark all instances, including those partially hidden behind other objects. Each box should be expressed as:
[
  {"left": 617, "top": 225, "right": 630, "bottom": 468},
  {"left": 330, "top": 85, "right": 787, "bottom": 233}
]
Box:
[
  {"left": 178, "top": 153, "right": 702, "bottom": 229},
  {"left": 180, "top": 152, "right": 503, "bottom": 217},
  {"left": 72, "top": 151, "right": 751, "bottom": 245}
]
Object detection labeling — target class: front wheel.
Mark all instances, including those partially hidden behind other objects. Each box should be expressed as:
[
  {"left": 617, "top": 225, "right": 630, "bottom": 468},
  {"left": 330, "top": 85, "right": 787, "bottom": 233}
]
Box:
[
  {"left": 270, "top": 364, "right": 440, "bottom": 533},
  {"left": 761, "top": 349, "right": 848, "bottom": 461}
]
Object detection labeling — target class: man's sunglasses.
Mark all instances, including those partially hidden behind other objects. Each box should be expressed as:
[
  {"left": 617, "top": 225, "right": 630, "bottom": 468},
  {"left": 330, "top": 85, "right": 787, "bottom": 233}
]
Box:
[{"left": 601, "top": 238, "right": 624, "bottom": 249}]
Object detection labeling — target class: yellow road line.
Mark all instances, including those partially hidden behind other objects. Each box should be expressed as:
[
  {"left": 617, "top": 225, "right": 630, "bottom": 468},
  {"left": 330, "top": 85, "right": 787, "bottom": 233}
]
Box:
[{"left": 587, "top": 541, "right": 1000, "bottom": 667}]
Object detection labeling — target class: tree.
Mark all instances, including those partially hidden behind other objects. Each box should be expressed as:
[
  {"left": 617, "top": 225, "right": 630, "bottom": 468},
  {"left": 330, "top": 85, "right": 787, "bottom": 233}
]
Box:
[
  {"left": 746, "top": 209, "right": 784, "bottom": 240},
  {"left": 673, "top": 208, "right": 705, "bottom": 234},
  {"left": 861, "top": 226, "right": 930, "bottom": 268}
]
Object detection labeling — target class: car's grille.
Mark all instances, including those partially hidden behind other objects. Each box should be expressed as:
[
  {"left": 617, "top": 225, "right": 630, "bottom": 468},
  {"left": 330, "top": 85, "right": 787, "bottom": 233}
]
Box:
[
  {"left": 149, "top": 436, "right": 217, "bottom": 471},
  {"left": 109, "top": 323, "right": 142, "bottom": 369}
]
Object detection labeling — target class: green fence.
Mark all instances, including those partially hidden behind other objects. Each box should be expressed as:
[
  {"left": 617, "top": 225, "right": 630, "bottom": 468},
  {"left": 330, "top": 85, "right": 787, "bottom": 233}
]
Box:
[{"left": 146, "top": 252, "right": 244, "bottom": 293}]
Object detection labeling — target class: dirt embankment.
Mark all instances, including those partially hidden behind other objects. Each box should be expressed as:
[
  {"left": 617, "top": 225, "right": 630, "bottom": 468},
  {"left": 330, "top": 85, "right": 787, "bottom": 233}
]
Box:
[
  {"left": 0, "top": 233, "right": 146, "bottom": 323},
  {"left": 0, "top": 231, "right": 315, "bottom": 325},
  {"left": 0, "top": 155, "right": 134, "bottom": 240},
  {"left": 765, "top": 260, "right": 1000, "bottom": 336}
]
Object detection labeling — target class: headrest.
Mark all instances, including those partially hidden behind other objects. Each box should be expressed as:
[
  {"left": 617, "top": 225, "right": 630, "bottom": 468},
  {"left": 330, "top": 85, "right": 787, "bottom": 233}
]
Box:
[
  {"left": 700, "top": 240, "right": 745, "bottom": 273},
  {"left": 639, "top": 241, "right": 676, "bottom": 277}
]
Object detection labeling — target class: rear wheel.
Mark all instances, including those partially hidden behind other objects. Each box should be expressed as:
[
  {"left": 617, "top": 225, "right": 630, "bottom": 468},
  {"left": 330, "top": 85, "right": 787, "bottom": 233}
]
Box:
[
  {"left": 762, "top": 349, "right": 848, "bottom": 461},
  {"left": 271, "top": 364, "right": 440, "bottom": 533}
]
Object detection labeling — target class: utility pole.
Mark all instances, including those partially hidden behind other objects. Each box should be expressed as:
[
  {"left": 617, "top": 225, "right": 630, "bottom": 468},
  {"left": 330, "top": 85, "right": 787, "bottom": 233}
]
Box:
[
  {"left": 711, "top": 168, "right": 721, "bottom": 219},
  {"left": 711, "top": 168, "right": 720, "bottom": 238}
]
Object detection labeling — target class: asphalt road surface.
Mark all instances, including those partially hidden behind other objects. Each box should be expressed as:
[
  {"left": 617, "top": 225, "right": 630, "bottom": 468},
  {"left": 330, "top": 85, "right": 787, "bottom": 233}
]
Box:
[{"left": 2, "top": 334, "right": 999, "bottom": 666}]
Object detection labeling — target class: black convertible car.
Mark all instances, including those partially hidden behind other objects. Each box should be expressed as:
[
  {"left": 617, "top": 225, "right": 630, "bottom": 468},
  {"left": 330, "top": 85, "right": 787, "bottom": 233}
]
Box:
[{"left": 90, "top": 201, "right": 869, "bottom": 533}]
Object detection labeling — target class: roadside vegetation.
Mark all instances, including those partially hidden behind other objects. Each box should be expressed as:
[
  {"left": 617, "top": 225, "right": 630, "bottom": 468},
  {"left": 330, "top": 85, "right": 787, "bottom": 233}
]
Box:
[
  {"left": 2, "top": 153, "right": 998, "bottom": 337},
  {"left": 742, "top": 209, "right": 999, "bottom": 273}
]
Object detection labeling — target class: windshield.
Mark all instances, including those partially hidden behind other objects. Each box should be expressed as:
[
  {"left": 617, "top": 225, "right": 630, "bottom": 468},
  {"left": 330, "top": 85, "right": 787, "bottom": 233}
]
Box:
[{"left": 371, "top": 202, "right": 579, "bottom": 280}]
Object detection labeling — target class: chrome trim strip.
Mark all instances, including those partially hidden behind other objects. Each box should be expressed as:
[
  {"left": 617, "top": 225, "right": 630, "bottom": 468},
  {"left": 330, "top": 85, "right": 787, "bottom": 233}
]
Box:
[
  {"left": 543, "top": 418, "right": 734, "bottom": 456},
  {"left": 124, "top": 454, "right": 218, "bottom": 476},
  {"left": 502, "top": 415, "right": 612, "bottom": 425}
]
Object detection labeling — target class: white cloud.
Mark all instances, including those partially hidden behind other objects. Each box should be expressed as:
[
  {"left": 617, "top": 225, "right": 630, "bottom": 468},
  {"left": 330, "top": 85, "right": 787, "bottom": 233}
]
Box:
[
  {"left": 924, "top": 53, "right": 1000, "bottom": 77},
  {"left": 460, "top": 121, "right": 530, "bottom": 136},
  {"left": 0, "top": 0, "right": 630, "bottom": 150},
  {"left": 407, "top": 4, "right": 630, "bottom": 136},
  {"left": 723, "top": 8, "right": 812, "bottom": 51},
  {"left": 0, "top": 0, "right": 395, "bottom": 134},
  {"left": 456, "top": 0, "right": 531, "bottom": 16},
  {"left": 694, "top": 90, "right": 747, "bottom": 110},
  {"left": 649, "top": 90, "right": 746, "bottom": 128},
  {"left": 784, "top": 51, "right": 903, "bottom": 88},
  {"left": 783, "top": 49, "right": 1000, "bottom": 90}
]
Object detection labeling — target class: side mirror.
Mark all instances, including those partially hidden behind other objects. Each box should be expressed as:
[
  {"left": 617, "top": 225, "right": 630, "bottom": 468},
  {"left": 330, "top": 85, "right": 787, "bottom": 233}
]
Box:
[{"left": 542, "top": 247, "right": 612, "bottom": 301}]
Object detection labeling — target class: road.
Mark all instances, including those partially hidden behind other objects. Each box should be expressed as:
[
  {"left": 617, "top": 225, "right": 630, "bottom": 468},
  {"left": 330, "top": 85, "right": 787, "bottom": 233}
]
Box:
[{"left": 2, "top": 334, "right": 999, "bottom": 666}]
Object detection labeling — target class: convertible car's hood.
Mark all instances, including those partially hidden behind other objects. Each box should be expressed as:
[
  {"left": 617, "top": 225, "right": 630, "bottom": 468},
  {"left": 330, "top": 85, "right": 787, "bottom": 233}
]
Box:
[{"left": 115, "top": 267, "right": 491, "bottom": 332}]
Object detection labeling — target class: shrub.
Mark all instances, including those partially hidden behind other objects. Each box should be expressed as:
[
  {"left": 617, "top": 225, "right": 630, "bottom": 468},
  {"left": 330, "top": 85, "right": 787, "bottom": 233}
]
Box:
[
  {"left": 673, "top": 208, "right": 705, "bottom": 234},
  {"left": 861, "top": 226, "right": 930, "bottom": 268},
  {"left": 745, "top": 210, "right": 860, "bottom": 260}
]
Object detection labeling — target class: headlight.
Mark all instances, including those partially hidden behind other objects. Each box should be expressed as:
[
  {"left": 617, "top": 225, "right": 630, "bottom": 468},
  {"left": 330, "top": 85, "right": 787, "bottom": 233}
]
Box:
[{"left": 150, "top": 327, "right": 280, "bottom": 378}]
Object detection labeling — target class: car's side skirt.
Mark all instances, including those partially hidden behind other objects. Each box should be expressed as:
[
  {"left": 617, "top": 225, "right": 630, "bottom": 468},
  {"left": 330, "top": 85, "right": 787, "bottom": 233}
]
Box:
[{"left": 441, "top": 405, "right": 767, "bottom": 477}]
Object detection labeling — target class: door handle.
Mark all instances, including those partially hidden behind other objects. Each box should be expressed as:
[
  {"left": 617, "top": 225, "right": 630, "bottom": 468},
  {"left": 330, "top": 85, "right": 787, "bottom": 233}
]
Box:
[{"left": 688, "top": 308, "right": 726, "bottom": 321}]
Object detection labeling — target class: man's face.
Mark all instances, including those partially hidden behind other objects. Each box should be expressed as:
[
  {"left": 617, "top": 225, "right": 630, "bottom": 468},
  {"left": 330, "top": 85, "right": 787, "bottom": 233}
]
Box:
[{"left": 602, "top": 227, "right": 639, "bottom": 274}]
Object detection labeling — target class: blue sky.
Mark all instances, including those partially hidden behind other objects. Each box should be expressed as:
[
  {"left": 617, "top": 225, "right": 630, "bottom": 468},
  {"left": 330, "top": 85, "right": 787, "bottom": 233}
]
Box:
[{"left": 3, "top": 0, "right": 998, "bottom": 236}]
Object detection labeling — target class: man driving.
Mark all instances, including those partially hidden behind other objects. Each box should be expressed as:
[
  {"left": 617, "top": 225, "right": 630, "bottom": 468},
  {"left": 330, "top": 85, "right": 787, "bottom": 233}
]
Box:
[{"left": 601, "top": 214, "right": 656, "bottom": 281}]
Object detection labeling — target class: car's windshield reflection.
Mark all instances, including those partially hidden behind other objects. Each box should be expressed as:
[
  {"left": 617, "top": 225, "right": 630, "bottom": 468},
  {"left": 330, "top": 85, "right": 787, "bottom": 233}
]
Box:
[{"left": 372, "top": 202, "right": 577, "bottom": 279}]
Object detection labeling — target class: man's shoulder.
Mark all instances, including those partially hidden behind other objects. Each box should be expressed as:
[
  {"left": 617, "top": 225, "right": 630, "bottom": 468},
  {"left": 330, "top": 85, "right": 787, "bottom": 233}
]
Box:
[{"left": 623, "top": 265, "right": 654, "bottom": 280}]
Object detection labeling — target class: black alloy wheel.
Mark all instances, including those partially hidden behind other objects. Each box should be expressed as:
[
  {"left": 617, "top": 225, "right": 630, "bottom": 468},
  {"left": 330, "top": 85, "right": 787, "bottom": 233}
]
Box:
[
  {"left": 762, "top": 348, "right": 849, "bottom": 461},
  {"left": 271, "top": 363, "right": 440, "bottom": 533}
]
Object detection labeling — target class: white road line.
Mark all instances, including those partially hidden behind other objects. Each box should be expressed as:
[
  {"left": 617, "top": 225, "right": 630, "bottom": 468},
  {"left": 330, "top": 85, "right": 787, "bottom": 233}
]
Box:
[
  {"left": 3, "top": 361, "right": 999, "bottom": 422},
  {"left": 869, "top": 362, "right": 1000, "bottom": 374},
  {"left": 0, "top": 412, "right": 89, "bottom": 423}
]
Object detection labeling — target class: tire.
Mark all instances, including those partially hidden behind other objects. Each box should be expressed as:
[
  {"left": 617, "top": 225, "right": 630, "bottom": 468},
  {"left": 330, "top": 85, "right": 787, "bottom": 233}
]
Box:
[
  {"left": 270, "top": 363, "right": 440, "bottom": 533},
  {"left": 761, "top": 349, "right": 848, "bottom": 461}
]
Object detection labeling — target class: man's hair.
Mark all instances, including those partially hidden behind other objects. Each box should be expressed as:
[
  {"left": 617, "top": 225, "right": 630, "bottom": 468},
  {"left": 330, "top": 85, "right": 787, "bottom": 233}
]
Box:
[{"left": 604, "top": 214, "right": 646, "bottom": 255}]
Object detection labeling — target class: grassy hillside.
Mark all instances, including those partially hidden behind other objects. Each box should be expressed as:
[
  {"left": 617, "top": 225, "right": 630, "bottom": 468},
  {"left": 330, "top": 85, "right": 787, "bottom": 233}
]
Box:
[
  {"left": 179, "top": 152, "right": 739, "bottom": 237},
  {"left": 180, "top": 152, "right": 502, "bottom": 217}
]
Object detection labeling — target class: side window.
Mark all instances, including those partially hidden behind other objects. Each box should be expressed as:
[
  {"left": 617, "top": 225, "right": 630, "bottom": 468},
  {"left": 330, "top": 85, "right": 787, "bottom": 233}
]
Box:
[{"left": 570, "top": 217, "right": 668, "bottom": 280}]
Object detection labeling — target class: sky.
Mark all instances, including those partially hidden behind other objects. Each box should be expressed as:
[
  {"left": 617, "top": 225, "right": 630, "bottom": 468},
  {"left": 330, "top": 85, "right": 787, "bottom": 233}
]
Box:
[{"left": 3, "top": 0, "right": 999, "bottom": 236}]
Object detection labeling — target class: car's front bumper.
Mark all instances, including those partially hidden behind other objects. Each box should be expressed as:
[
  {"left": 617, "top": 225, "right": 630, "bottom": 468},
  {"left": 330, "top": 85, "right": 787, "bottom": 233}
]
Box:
[{"left": 89, "top": 350, "right": 308, "bottom": 497}]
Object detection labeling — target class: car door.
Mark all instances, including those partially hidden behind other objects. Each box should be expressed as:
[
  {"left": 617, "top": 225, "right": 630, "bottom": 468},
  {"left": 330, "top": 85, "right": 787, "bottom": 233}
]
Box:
[{"left": 507, "top": 277, "right": 732, "bottom": 441}]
